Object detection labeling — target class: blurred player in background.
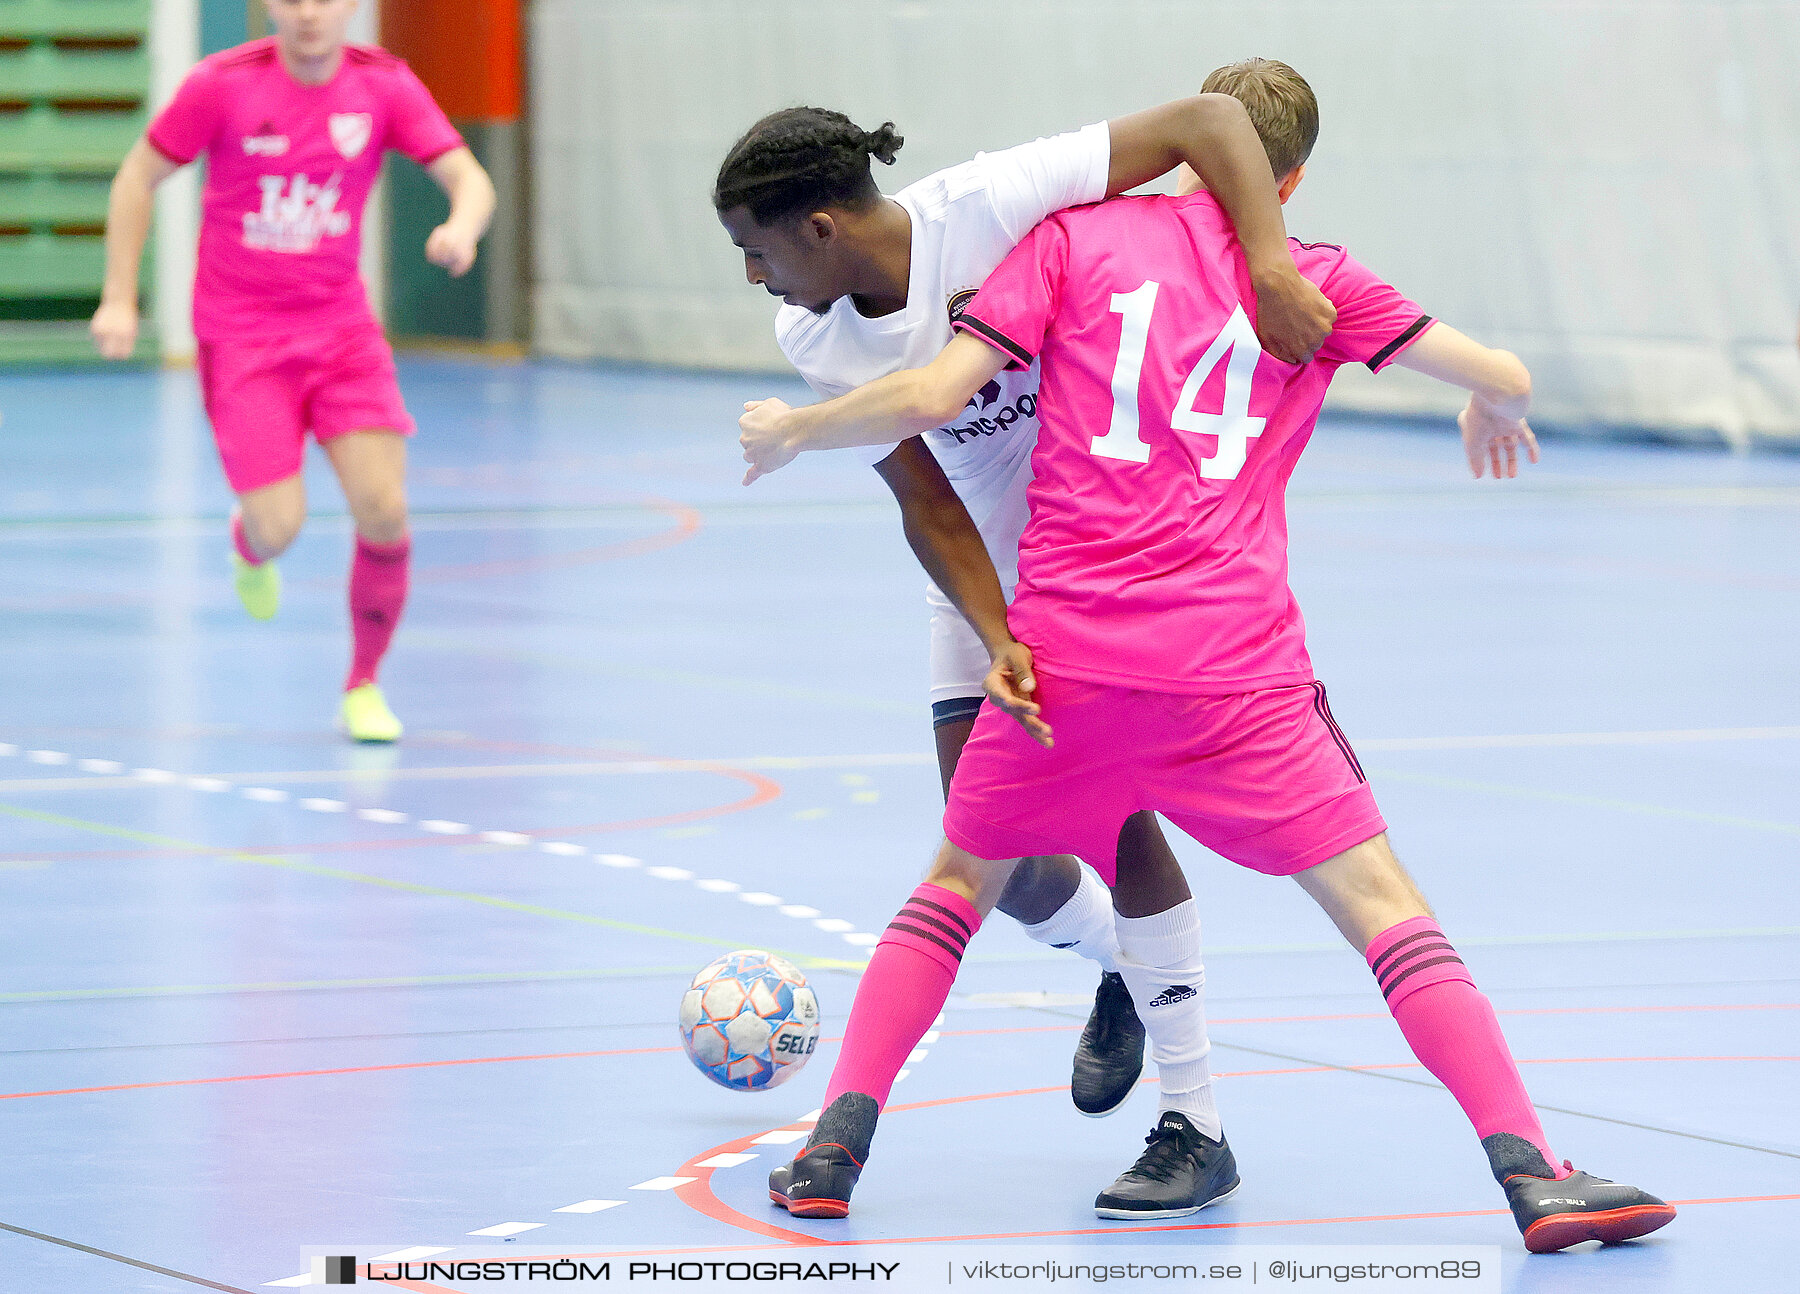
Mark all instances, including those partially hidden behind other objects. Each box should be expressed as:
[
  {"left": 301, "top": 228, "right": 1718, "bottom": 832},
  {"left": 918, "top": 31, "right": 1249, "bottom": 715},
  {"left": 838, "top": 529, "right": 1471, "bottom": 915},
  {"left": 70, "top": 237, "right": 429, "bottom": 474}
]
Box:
[
  {"left": 716, "top": 94, "right": 1334, "bottom": 1157},
  {"left": 91, "top": 0, "right": 495, "bottom": 741},
  {"left": 742, "top": 60, "right": 1676, "bottom": 1254}
]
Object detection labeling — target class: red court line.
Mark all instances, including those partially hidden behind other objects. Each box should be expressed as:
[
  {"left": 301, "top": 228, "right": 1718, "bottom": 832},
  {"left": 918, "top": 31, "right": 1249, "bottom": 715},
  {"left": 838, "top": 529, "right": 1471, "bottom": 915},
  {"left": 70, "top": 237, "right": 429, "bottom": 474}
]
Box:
[
  {"left": 4, "top": 1030, "right": 1790, "bottom": 1103},
  {"left": 411, "top": 498, "right": 704, "bottom": 583},
  {"left": 675, "top": 1061, "right": 1799, "bottom": 1247},
  {"left": 0, "top": 1045, "right": 682, "bottom": 1102}
]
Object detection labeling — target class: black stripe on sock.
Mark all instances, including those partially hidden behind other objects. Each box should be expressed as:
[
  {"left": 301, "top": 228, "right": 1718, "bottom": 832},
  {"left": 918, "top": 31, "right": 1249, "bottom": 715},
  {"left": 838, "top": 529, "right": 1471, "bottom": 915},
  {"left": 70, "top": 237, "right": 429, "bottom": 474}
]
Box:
[
  {"left": 1380, "top": 954, "right": 1466, "bottom": 1000},
  {"left": 1369, "top": 928, "right": 1445, "bottom": 981},
  {"left": 895, "top": 906, "right": 971, "bottom": 949},
  {"left": 1376, "top": 940, "right": 1456, "bottom": 991},
  {"left": 887, "top": 920, "right": 967, "bottom": 963},
  {"left": 908, "top": 895, "right": 974, "bottom": 938}
]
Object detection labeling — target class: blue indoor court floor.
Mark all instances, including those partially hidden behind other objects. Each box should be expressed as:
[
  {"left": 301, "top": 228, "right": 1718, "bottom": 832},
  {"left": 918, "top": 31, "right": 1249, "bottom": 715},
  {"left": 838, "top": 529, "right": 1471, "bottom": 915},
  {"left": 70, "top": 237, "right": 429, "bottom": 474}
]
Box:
[{"left": 0, "top": 357, "right": 1795, "bottom": 1292}]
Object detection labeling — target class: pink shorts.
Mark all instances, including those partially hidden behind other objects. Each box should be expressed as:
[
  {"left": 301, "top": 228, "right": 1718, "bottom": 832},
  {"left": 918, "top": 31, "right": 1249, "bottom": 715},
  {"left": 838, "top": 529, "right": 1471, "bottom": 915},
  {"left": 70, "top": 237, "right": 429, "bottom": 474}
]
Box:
[
  {"left": 196, "top": 321, "right": 414, "bottom": 493},
  {"left": 944, "top": 673, "right": 1387, "bottom": 882}
]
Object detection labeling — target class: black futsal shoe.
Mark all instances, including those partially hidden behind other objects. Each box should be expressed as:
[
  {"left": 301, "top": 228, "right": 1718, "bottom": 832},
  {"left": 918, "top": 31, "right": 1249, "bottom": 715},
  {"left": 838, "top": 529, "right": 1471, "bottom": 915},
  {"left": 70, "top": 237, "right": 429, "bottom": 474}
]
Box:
[
  {"left": 1094, "top": 1111, "right": 1241, "bottom": 1219},
  {"left": 1485, "top": 1133, "right": 1677, "bottom": 1253},
  {"left": 1072, "top": 971, "right": 1147, "bottom": 1117},
  {"left": 768, "top": 1092, "right": 878, "bottom": 1219}
]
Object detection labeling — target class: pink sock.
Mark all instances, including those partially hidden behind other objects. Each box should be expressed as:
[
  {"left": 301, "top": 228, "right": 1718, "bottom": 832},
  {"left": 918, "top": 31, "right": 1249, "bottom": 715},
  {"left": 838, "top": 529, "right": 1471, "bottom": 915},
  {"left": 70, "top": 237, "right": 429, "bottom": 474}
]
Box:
[
  {"left": 823, "top": 883, "right": 981, "bottom": 1110},
  {"left": 231, "top": 512, "right": 264, "bottom": 566},
  {"left": 346, "top": 533, "right": 411, "bottom": 691},
  {"left": 1367, "top": 916, "right": 1569, "bottom": 1179}
]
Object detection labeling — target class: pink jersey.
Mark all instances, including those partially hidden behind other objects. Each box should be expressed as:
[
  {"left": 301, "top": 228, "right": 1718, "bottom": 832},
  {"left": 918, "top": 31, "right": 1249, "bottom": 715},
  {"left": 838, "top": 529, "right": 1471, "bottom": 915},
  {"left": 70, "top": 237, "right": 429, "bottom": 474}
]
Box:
[
  {"left": 148, "top": 39, "right": 463, "bottom": 341},
  {"left": 954, "top": 192, "right": 1431, "bottom": 694}
]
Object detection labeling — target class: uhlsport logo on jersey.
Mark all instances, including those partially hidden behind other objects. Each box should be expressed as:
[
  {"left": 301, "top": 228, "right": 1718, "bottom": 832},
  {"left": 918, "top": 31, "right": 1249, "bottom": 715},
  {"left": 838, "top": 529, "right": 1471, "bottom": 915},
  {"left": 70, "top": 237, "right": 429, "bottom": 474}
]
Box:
[
  {"left": 329, "top": 112, "right": 373, "bottom": 159},
  {"left": 311, "top": 1255, "right": 357, "bottom": 1284},
  {"left": 243, "top": 173, "right": 350, "bottom": 253},
  {"left": 242, "top": 120, "right": 289, "bottom": 156}
]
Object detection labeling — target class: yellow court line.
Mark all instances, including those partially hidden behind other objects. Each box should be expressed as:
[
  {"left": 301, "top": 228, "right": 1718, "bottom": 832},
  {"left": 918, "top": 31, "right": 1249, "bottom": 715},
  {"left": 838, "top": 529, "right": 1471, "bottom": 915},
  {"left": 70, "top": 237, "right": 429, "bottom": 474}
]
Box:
[{"left": 0, "top": 803, "right": 865, "bottom": 972}]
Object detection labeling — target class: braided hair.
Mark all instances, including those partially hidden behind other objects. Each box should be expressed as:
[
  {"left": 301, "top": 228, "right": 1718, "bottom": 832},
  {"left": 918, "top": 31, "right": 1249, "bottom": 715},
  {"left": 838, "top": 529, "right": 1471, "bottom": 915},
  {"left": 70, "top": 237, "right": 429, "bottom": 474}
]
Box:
[{"left": 713, "top": 107, "right": 903, "bottom": 225}]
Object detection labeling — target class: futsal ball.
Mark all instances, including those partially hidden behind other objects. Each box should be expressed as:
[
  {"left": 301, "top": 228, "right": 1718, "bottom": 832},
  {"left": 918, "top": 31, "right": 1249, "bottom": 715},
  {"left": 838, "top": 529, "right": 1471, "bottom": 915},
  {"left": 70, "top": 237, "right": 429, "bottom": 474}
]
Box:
[{"left": 679, "top": 950, "right": 821, "bottom": 1091}]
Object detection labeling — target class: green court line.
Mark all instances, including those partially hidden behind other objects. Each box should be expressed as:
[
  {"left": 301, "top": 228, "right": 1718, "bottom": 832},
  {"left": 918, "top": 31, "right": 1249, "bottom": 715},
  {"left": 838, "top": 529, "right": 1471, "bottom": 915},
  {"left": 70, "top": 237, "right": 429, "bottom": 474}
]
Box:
[
  {"left": 1368, "top": 767, "right": 1800, "bottom": 837},
  {"left": 0, "top": 803, "right": 864, "bottom": 972}
]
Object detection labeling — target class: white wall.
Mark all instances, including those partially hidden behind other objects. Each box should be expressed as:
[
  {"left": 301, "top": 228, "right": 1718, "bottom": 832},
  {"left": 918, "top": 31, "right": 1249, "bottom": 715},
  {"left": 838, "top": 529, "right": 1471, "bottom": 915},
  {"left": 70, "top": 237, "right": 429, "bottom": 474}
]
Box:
[{"left": 530, "top": 0, "right": 1800, "bottom": 446}]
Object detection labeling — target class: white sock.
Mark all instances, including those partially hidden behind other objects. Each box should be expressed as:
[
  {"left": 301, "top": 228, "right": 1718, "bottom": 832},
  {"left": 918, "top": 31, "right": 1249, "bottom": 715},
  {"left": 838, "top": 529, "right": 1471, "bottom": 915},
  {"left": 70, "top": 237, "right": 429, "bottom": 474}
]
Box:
[
  {"left": 1114, "top": 899, "right": 1220, "bottom": 1139},
  {"left": 1018, "top": 861, "right": 1119, "bottom": 972}
]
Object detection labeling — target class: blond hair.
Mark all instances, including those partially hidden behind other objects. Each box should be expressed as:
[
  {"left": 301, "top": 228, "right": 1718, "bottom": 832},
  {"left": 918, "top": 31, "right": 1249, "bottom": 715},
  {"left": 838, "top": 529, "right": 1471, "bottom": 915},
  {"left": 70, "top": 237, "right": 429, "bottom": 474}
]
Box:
[{"left": 1201, "top": 58, "right": 1319, "bottom": 179}]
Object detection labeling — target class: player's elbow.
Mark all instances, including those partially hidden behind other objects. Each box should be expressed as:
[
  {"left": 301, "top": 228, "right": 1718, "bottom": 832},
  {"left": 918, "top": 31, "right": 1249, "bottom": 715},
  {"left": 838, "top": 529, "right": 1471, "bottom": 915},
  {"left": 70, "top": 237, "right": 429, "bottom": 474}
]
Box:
[{"left": 905, "top": 373, "right": 970, "bottom": 430}]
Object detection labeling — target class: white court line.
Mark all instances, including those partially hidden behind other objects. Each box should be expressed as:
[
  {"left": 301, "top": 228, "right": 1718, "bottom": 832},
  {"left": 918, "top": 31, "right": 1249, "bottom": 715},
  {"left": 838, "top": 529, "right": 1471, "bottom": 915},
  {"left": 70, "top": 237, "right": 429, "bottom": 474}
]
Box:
[
  {"left": 553, "top": 1200, "right": 624, "bottom": 1214},
  {"left": 7, "top": 725, "right": 1800, "bottom": 795},
  {"left": 242, "top": 787, "right": 288, "bottom": 803},
  {"left": 630, "top": 1176, "right": 695, "bottom": 1191},
  {"left": 646, "top": 866, "right": 694, "bottom": 881},
  {"left": 358, "top": 807, "right": 407, "bottom": 823},
  {"left": 264, "top": 1276, "right": 311, "bottom": 1288},
  {"left": 420, "top": 819, "right": 471, "bottom": 835},
  {"left": 1359, "top": 726, "right": 1800, "bottom": 752},
  {"left": 696, "top": 1152, "right": 758, "bottom": 1169},
  {"left": 751, "top": 1129, "right": 809, "bottom": 1146},
  {"left": 467, "top": 1221, "right": 545, "bottom": 1237},
  {"left": 301, "top": 798, "right": 347, "bottom": 813},
  {"left": 372, "top": 1247, "right": 452, "bottom": 1261}
]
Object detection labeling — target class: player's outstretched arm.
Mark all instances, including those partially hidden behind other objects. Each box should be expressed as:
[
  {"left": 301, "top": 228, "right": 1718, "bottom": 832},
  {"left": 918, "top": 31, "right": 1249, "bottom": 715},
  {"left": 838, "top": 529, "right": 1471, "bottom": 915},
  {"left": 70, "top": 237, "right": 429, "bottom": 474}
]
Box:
[
  {"left": 872, "top": 439, "right": 1051, "bottom": 747},
  {"left": 739, "top": 333, "right": 1008, "bottom": 483},
  {"left": 1106, "top": 95, "right": 1334, "bottom": 365},
  {"left": 423, "top": 147, "right": 497, "bottom": 278},
  {"left": 91, "top": 138, "right": 179, "bottom": 360},
  {"left": 1392, "top": 323, "right": 1539, "bottom": 480}
]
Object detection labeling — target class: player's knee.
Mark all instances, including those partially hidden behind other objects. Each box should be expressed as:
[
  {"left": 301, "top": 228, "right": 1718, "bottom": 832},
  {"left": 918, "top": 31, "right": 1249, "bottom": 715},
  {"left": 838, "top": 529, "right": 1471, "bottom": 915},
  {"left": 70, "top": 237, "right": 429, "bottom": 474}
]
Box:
[
  {"left": 925, "top": 840, "right": 1013, "bottom": 917},
  {"left": 243, "top": 504, "right": 303, "bottom": 558},
  {"left": 353, "top": 488, "right": 408, "bottom": 543},
  {"left": 994, "top": 854, "right": 1081, "bottom": 924}
]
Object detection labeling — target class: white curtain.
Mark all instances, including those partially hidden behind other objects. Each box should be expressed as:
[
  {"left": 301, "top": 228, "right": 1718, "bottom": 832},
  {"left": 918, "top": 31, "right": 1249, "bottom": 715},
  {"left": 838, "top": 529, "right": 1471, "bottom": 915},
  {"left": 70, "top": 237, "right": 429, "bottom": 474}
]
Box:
[{"left": 530, "top": 0, "right": 1800, "bottom": 446}]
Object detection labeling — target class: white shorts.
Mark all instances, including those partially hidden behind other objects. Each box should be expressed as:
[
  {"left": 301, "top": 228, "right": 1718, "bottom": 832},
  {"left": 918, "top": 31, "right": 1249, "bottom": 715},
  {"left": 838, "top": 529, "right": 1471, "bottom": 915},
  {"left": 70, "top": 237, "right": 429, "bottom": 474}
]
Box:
[{"left": 929, "top": 599, "right": 992, "bottom": 705}]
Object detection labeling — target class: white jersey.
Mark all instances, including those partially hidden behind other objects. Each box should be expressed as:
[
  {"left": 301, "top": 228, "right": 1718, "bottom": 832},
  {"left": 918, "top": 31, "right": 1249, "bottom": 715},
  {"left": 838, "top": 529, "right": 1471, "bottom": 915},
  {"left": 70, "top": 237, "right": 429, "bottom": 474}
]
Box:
[{"left": 776, "top": 124, "right": 1110, "bottom": 616}]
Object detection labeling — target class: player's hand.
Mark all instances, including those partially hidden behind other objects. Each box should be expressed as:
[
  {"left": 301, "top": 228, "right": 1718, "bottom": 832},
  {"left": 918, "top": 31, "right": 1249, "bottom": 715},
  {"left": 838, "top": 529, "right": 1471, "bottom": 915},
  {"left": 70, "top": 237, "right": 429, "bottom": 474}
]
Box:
[
  {"left": 739, "top": 398, "right": 799, "bottom": 485},
  {"left": 90, "top": 299, "right": 139, "bottom": 360},
  {"left": 1250, "top": 263, "right": 1335, "bottom": 365},
  {"left": 1459, "top": 395, "right": 1539, "bottom": 479},
  {"left": 425, "top": 222, "right": 479, "bottom": 278},
  {"left": 984, "top": 641, "right": 1053, "bottom": 748}
]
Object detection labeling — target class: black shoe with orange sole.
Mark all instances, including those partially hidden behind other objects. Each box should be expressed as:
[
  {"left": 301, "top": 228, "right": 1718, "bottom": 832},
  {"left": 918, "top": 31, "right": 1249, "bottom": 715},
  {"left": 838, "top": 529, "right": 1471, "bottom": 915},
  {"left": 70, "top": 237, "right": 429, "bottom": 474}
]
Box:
[
  {"left": 1485, "top": 1133, "right": 1676, "bottom": 1253},
  {"left": 768, "top": 1092, "right": 877, "bottom": 1219}
]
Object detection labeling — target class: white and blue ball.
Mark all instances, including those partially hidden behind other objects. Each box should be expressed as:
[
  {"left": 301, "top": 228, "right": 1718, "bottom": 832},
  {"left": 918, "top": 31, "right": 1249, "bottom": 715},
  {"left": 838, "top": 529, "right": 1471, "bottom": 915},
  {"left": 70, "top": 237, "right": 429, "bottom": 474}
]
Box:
[{"left": 679, "top": 950, "right": 820, "bottom": 1091}]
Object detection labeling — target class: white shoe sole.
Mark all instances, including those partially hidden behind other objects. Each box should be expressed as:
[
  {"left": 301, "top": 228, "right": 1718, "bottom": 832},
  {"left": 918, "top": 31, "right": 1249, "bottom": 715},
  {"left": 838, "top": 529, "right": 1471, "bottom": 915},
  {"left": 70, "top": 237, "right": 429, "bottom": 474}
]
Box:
[{"left": 1094, "top": 1177, "right": 1241, "bottom": 1220}]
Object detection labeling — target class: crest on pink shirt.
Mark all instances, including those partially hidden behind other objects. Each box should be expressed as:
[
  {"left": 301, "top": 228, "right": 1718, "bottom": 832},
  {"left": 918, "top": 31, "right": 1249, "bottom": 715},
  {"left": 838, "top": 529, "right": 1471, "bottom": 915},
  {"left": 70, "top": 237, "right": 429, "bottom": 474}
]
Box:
[{"left": 328, "top": 113, "right": 372, "bottom": 159}]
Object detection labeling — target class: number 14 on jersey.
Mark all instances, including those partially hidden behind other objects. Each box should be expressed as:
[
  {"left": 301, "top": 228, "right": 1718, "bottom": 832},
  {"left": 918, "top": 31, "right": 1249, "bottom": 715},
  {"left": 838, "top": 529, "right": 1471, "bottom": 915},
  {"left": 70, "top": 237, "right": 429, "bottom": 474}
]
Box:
[{"left": 1090, "top": 281, "right": 1267, "bottom": 480}]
